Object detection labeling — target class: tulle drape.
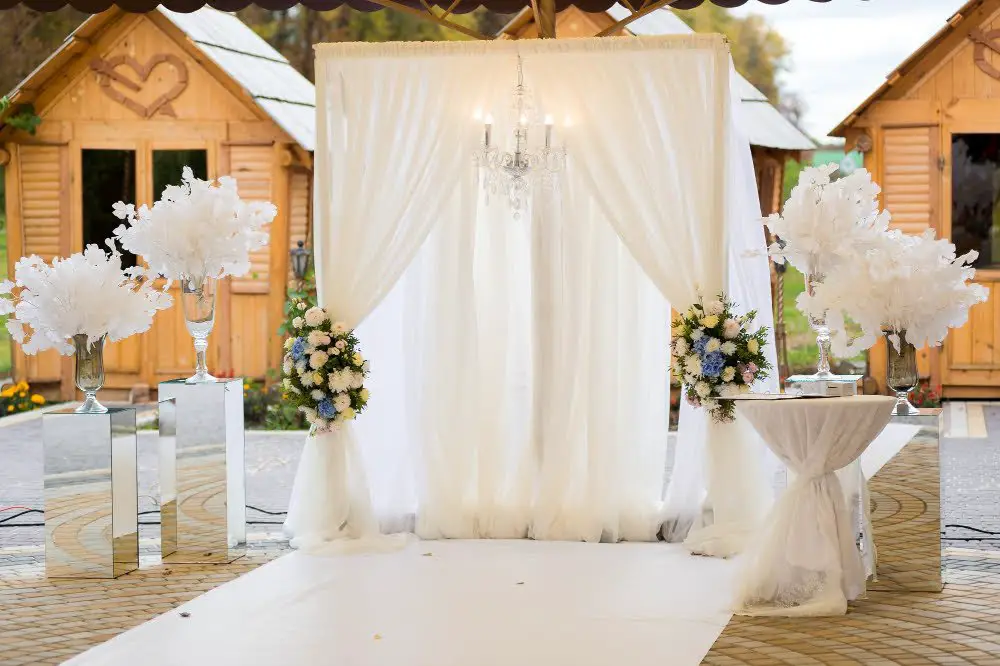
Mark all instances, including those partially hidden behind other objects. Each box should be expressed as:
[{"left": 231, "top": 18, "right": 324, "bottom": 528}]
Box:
[{"left": 292, "top": 36, "right": 775, "bottom": 548}]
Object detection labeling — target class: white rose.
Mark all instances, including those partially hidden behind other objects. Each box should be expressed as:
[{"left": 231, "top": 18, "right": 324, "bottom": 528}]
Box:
[
  {"left": 308, "top": 330, "right": 329, "bottom": 347},
  {"left": 292, "top": 317, "right": 304, "bottom": 329},
  {"left": 723, "top": 319, "right": 741, "bottom": 339},
  {"left": 685, "top": 354, "right": 702, "bottom": 376},
  {"left": 721, "top": 366, "right": 736, "bottom": 382},
  {"left": 297, "top": 302, "right": 307, "bottom": 311},
  {"left": 330, "top": 346, "right": 340, "bottom": 356},
  {"left": 690, "top": 329, "right": 705, "bottom": 341},
  {"left": 705, "top": 338, "right": 721, "bottom": 353},
  {"left": 335, "top": 340, "right": 347, "bottom": 350},
  {"left": 695, "top": 381, "right": 711, "bottom": 398},
  {"left": 309, "top": 351, "right": 329, "bottom": 370},
  {"left": 674, "top": 338, "right": 689, "bottom": 355},
  {"left": 300, "top": 372, "right": 316, "bottom": 388},
  {"left": 720, "top": 342, "right": 737, "bottom": 356},
  {"left": 350, "top": 371, "right": 364, "bottom": 389},
  {"left": 282, "top": 358, "right": 293, "bottom": 374},
  {"left": 684, "top": 373, "right": 696, "bottom": 385},
  {"left": 304, "top": 307, "right": 327, "bottom": 327},
  {"left": 332, "top": 322, "right": 348, "bottom": 335},
  {"left": 705, "top": 300, "right": 724, "bottom": 316},
  {"left": 334, "top": 393, "right": 351, "bottom": 411},
  {"left": 311, "top": 389, "right": 326, "bottom": 401}
]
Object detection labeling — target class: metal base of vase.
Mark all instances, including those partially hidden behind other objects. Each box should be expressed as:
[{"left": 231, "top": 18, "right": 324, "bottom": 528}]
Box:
[
  {"left": 892, "top": 394, "right": 920, "bottom": 416},
  {"left": 185, "top": 371, "right": 218, "bottom": 384},
  {"left": 75, "top": 396, "right": 108, "bottom": 414}
]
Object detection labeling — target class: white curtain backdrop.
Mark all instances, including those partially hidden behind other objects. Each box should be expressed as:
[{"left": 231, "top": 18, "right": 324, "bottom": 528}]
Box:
[{"left": 287, "top": 36, "right": 775, "bottom": 550}]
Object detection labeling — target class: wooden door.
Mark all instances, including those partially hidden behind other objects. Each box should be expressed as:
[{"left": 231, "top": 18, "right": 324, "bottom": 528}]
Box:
[
  {"left": 76, "top": 144, "right": 145, "bottom": 392},
  {"left": 942, "top": 129, "right": 1000, "bottom": 396}
]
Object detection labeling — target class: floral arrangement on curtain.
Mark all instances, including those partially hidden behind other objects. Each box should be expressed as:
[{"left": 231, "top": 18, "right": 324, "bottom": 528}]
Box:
[
  {"left": 282, "top": 300, "right": 371, "bottom": 432},
  {"left": 670, "top": 293, "right": 770, "bottom": 422}
]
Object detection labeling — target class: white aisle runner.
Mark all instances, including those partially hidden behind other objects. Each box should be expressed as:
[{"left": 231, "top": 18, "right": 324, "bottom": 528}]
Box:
[{"left": 69, "top": 541, "right": 737, "bottom": 666}]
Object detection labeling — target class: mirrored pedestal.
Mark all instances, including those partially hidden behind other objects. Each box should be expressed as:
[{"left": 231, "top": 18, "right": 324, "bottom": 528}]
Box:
[
  {"left": 43, "top": 408, "right": 138, "bottom": 579},
  {"left": 158, "top": 379, "right": 245, "bottom": 564},
  {"left": 786, "top": 374, "right": 862, "bottom": 397},
  {"left": 868, "top": 409, "right": 943, "bottom": 592}
]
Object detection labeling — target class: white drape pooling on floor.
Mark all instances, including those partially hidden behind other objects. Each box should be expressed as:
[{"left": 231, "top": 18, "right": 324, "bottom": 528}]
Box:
[
  {"left": 285, "top": 36, "right": 776, "bottom": 549},
  {"left": 733, "top": 396, "right": 896, "bottom": 616}
]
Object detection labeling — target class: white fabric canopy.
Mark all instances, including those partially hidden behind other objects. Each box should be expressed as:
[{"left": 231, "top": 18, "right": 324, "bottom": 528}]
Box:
[
  {"left": 733, "top": 396, "right": 896, "bottom": 616},
  {"left": 286, "top": 36, "right": 776, "bottom": 550}
]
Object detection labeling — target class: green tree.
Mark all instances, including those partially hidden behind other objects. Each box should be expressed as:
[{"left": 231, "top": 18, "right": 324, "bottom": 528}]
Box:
[
  {"left": 676, "top": 7, "right": 800, "bottom": 118},
  {"left": 237, "top": 8, "right": 511, "bottom": 81},
  {"left": 0, "top": 7, "right": 87, "bottom": 97}
]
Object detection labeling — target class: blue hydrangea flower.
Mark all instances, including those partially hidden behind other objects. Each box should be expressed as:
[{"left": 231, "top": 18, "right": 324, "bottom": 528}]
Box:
[
  {"left": 291, "top": 337, "right": 307, "bottom": 361},
  {"left": 693, "top": 336, "right": 711, "bottom": 356},
  {"left": 702, "top": 352, "right": 725, "bottom": 378},
  {"left": 317, "top": 399, "right": 336, "bottom": 419}
]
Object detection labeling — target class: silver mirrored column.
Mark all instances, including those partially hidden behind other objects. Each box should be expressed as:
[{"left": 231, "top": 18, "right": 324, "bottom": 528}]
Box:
[
  {"left": 869, "top": 409, "right": 942, "bottom": 592},
  {"left": 43, "top": 408, "right": 138, "bottom": 579},
  {"left": 158, "top": 379, "right": 245, "bottom": 563}
]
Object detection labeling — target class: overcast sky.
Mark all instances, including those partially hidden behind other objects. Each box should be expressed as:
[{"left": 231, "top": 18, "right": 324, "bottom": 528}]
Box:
[{"left": 730, "top": 0, "right": 969, "bottom": 141}]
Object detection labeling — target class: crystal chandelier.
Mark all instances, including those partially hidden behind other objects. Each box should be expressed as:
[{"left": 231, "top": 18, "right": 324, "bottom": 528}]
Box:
[{"left": 474, "top": 56, "right": 566, "bottom": 218}]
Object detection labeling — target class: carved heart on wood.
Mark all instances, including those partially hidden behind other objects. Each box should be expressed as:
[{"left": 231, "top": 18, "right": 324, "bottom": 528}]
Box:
[
  {"left": 970, "top": 29, "right": 1000, "bottom": 81},
  {"left": 90, "top": 54, "right": 189, "bottom": 119}
]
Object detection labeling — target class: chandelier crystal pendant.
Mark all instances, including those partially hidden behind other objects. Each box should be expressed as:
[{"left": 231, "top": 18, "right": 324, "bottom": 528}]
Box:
[{"left": 474, "top": 55, "right": 566, "bottom": 218}]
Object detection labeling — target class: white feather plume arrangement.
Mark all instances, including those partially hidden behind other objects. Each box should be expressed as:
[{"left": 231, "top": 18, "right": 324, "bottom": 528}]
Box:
[
  {"left": 799, "top": 229, "right": 988, "bottom": 356},
  {"left": 0, "top": 241, "right": 174, "bottom": 355},
  {"left": 764, "top": 163, "right": 892, "bottom": 276},
  {"left": 112, "top": 166, "right": 275, "bottom": 285}
]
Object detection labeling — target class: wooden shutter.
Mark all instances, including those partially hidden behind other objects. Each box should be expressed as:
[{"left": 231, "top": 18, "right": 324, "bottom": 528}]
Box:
[
  {"left": 228, "top": 145, "right": 273, "bottom": 293},
  {"left": 19, "top": 146, "right": 65, "bottom": 260},
  {"left": 882, "top": 127, "right": 938, "bottom": 235},
  {"left": 287, "top": 169, "right": 310, "bottom": 283}
]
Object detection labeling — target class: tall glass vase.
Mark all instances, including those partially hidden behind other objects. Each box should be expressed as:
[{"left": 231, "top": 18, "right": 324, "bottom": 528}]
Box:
[
  {"left": 73, "top": 333, "right": 108, "bottom": 414},
  {"left": 181, "top": 276, "right": 217, "bottom": 384},
  {"left": 806, "top": 271, "right": 833, "bottom": 378},
  {"left": 885, "top": 329, "right": 919, "bottom": 416}
]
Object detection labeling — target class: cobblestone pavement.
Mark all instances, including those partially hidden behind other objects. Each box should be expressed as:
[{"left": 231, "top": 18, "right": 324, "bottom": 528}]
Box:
[
  {"left": 1, "top": 417, "right": 304, "bottom": 549},
  {"left": 2, "top": 405, "right": 999, "bottom": 550}
]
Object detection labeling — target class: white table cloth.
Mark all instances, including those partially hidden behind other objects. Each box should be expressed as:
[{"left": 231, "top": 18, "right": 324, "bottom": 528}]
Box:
[{"left": 732, "top": 395, "right": 896, "bottom": 616}]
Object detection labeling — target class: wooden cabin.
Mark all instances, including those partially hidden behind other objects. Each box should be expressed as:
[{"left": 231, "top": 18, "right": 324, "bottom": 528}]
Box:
[
  {"left": 833, "top": 0, "right": 1000, "bottom": 398},
  {"left": 0, "top": 7, "right": 314, "bottom": 400},
  {"left": 499, "top": 6, "right": 817, "bottom": 220}
]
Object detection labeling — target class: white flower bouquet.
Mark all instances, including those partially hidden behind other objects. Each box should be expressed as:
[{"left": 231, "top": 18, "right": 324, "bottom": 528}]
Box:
[
  {"left": 281, "top": 300, "right": 370, "bottom": 433},
  {"left": 764, "top": 163, "right": 891, "bottom": 276},
  {"left": 800, "top": 229, "right": 988, "bottom": 355},
  {"left": 112, "top": 166, "right": 275, "bottom": 284},
  {"left": 0, "top": 242, "right": 173, "bottom": 354},
  {"left": 670, "top": 294, "right": 771, "bottom": 423}
]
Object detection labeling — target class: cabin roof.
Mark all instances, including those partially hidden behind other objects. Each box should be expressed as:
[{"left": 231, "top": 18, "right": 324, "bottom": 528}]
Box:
[
  {"left": 500, "top": 4, "right": 815, "bottom": 152},
  {"left": 831, "top": 0, "right": 996, "bottom": 136},
  {"left": 2, "top": 7, "right": 316, "bottom": 151}
]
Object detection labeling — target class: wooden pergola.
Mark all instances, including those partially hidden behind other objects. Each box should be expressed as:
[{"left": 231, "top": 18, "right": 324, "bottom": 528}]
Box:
[{"left": 0, "top": 1, "right": 842, "bottom": 40}]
